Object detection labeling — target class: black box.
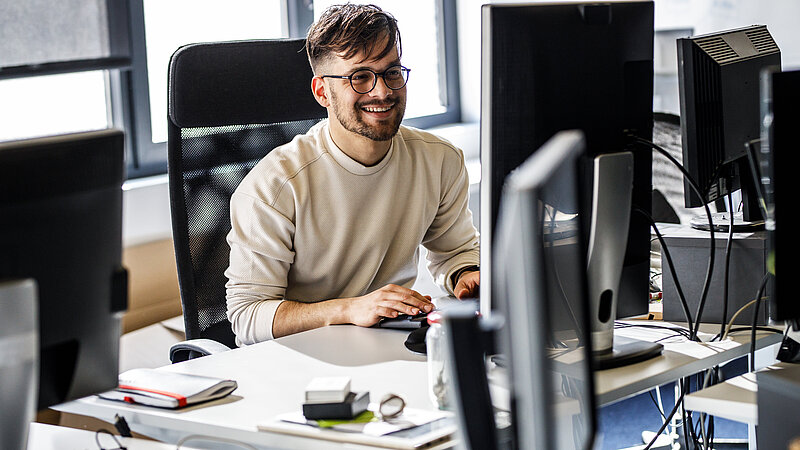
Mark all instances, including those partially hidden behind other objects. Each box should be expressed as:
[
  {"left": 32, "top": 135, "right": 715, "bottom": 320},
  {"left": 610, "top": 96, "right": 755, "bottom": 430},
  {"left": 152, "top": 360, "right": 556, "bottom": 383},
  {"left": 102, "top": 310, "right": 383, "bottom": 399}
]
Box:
[
  {"left": 757, "top": 364, "right": 800, "bottom": 449},
  {"left": 659, "top": 224, "right": 768, "bottom": 326},
  {"left": 302, "top": 391, "right": 370, "bottom": 420}
]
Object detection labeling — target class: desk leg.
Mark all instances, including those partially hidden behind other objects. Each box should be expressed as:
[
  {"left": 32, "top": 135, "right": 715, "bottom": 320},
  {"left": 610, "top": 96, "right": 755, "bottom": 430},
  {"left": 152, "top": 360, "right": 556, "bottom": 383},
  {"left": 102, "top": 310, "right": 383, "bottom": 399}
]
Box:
[{"left": 748, "top": 423, "right": 757, "bottom": 449}]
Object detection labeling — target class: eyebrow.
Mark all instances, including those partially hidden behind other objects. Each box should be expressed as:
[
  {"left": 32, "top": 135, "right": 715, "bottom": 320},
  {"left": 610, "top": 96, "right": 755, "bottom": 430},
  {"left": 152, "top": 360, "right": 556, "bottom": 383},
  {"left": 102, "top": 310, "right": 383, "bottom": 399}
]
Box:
[{"left": 347, "top": 59, "right": 402, "bottom": 75}]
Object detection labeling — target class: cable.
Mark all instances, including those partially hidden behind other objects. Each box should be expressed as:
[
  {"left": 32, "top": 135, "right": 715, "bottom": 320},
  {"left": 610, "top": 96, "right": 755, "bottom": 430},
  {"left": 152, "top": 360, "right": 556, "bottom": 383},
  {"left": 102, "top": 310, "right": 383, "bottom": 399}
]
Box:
[
  {"left": 722, "top": 298, "right": 758, "bottom": 341},
  {"left": 681, "top": 378, "right": 692, "bottom": 450},
  {"left": 94, "top": 429, "right": 127, "bottom": 450},
  {"left": 643, "top": 384, "right": 686, "bottom": 450},
  {"left": 630, "top": 137, "right": 716, "bottom": 341},
  {"left": 720, "top": 192, "right": 735, "bottom": 340},
  {"left": 614, "top": 322, "right": 693, "bottom": 340},
  {"left": 744, "top": 138, "right": 769, "bottom": 219},
  {"left": 636, "top": 208, "right": 695, "bottom": 337},
  {"left": 726, "top": 326, "right": 783, "bottom": 336},
  {"left": 750, "top": 273, "right": 771, "bottom": 372}
]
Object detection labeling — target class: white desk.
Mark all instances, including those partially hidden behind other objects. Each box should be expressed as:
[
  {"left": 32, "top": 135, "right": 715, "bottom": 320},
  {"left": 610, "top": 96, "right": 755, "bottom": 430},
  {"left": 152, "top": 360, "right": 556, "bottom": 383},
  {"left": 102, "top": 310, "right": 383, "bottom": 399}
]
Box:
[
  {"left": 27, "top": 422, "right": 195, "bottom": 449},
  {"left": 594, "top": 323, "right": 783, "bottom": 406},
  {"left": 55, "top": 322, "right": 783, "bottom": 449},
  {"left": 56, "top": 326, "right": 440, "bottom": 449},
  {"left": 683, "top": 361, "right": 795, "bottom": 425}
]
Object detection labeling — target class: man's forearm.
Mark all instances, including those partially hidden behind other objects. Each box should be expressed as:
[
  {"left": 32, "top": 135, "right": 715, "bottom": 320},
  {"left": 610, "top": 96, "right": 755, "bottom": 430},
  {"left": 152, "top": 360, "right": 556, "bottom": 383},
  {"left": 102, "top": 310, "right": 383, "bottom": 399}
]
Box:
[{"left": 271, "top": 298, "right": 349, "bottom": 339}]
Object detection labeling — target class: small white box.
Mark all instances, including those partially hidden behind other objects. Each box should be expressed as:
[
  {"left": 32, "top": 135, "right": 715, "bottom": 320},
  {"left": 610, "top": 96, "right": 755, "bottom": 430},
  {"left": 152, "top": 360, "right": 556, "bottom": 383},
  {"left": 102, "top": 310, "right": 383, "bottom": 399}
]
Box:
[{"left": 304, "top": 377, "right": 351, "bottom": 403}]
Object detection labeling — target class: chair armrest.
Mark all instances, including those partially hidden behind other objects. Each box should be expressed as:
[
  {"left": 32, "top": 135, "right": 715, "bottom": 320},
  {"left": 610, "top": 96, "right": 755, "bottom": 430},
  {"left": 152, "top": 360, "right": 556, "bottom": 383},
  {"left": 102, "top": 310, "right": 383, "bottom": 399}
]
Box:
[{"left": 169, "top": 338, "right": 232, "bottom": 363}]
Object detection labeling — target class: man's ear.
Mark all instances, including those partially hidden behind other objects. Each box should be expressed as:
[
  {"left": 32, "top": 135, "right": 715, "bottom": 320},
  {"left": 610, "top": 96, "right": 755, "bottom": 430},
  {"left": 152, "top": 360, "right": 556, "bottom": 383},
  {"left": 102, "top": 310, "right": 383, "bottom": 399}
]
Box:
[{"left": 311, "top": 76, "right": 330, "bottom": 108}]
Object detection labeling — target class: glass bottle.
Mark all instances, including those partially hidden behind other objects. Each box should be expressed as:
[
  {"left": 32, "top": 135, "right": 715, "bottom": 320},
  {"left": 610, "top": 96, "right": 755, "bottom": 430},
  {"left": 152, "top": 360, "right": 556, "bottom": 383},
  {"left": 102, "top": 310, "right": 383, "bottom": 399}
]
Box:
[{"left": 426, "top": 311, "right": 451, "bottom": 409}]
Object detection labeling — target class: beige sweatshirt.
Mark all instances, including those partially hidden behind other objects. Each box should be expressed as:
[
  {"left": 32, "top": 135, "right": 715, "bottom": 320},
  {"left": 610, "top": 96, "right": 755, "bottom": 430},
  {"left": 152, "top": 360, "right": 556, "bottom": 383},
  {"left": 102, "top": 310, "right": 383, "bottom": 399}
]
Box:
[{"left": 225, "top": 120, "right": 479, "bottom": 345}]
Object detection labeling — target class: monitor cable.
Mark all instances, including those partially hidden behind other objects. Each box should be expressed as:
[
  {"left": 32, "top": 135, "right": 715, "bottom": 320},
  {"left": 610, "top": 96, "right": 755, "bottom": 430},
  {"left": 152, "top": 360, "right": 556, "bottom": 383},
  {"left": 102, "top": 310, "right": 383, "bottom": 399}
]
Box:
[
  {"left": 643, "top": 375, "right": 697, "bottom": 450},
  {"left": 720, "top": 191, "right": 736, "bottom": 340},
  {"left": 630, "top": 135, "right": 715, "bottom": 341},
  {"left": 744, "top": 139, "right": 770, "bottom": 220},
  {"left": 750, "top": 272, "right": 771, "bottom": 372},
  {"left": 636, "top": 208, "right": 695, "bottom": 337}
]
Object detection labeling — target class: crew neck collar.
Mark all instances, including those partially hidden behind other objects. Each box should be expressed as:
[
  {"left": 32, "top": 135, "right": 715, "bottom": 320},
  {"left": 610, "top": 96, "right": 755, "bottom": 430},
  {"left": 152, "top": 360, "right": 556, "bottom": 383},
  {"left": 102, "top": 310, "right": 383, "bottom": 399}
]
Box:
[{"left": 324, "top": 123, "right": 396, "bottom": 175}]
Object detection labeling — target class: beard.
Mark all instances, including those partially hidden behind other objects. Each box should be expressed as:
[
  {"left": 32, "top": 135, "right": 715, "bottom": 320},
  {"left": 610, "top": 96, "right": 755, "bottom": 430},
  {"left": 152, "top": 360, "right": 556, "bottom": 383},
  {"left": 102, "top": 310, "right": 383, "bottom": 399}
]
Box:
[{"left": 329, "top": 88, "right": 406, "bottom": 142}]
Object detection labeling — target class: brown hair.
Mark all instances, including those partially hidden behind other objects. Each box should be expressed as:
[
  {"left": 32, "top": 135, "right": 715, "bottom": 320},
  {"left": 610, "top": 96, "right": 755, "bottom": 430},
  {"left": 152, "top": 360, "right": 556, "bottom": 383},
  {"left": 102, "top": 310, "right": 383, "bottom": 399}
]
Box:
[{"left": 306, "top": 4, "right": 401, "bottom": 74}]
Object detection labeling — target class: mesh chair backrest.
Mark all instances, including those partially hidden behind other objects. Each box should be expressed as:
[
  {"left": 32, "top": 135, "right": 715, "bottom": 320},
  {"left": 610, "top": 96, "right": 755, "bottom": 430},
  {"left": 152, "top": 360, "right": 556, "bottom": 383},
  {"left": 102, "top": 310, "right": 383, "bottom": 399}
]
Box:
[{"left": 168, "top": 39, "right": 325, "bottom": 346}]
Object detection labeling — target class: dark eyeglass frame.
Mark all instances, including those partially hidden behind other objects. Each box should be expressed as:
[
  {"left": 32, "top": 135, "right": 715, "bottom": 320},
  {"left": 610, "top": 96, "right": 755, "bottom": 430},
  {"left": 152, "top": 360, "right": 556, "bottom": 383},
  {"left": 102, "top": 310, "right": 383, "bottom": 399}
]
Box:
[{"left": 321, "top": 65, "right": 410, "bottom": 94}]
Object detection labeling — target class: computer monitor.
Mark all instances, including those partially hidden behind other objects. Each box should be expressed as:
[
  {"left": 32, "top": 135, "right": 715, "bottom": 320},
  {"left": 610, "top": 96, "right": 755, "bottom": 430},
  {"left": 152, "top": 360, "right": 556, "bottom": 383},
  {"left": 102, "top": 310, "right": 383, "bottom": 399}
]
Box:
[
  {"left": 493, "top": 130, "right": 596, "bottom": 450},
  {"left": 0, "top": 129, "right": 127, "bottom": 412},
  {"left": 677, "top": 25, "right": 781, "bottom": 230},
  {"left": 760, "top": 68, "right": 799, "bottom": 327},
  {"left": 480, "top": 1, "right": 660, "bottom": 368}
]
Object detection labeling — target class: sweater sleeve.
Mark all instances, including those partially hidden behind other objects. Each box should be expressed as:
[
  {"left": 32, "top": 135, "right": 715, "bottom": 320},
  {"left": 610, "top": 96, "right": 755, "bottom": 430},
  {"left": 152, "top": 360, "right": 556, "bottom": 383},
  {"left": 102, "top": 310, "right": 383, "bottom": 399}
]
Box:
[
  {"left": 423, "top": 147, "right": 480, "bottom": 295},
  {"left": 225, "top": 190, "right": 295, "bottom": 345}
]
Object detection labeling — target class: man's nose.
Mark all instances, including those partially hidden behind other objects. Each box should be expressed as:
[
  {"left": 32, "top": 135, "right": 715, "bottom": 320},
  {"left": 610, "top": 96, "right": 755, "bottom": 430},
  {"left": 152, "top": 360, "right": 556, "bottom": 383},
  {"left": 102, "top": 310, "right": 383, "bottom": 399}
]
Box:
[{"left": 370, "top": 76, "right": 393, "bottom": 97}]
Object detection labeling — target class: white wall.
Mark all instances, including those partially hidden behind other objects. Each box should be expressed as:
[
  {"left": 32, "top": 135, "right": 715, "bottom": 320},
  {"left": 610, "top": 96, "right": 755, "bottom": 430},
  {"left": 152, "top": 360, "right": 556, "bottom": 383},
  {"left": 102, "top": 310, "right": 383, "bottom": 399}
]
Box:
[{"left": 454, "top": 0, "right": 800, "bottom": 122}]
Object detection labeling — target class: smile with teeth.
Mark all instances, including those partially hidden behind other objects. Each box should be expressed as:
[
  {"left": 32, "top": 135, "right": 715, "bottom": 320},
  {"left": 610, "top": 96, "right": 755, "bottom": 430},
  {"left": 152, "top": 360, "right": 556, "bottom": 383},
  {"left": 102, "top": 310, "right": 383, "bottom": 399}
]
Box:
[{"left": 361, "top": 104, "right": 393, "bottom": 113}]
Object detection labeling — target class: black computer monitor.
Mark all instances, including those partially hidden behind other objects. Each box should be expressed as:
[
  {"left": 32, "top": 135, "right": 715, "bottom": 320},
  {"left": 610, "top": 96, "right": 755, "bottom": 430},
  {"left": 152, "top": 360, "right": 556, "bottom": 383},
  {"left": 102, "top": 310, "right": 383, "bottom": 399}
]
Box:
[
  {"left": 479, "top": 1, "right": 660, "bottom": 368},
  {"left": 677, "top": 25, "right": 781, "bottom": 230},
  {"left": 761, "top": 68, "right": 799, "bottom": 328},
  {"left": 493, "top": 130, "right": 596, "bottom": 450},
  {"left": 0, "top": 129, "right": 127, "bottom": 410}
]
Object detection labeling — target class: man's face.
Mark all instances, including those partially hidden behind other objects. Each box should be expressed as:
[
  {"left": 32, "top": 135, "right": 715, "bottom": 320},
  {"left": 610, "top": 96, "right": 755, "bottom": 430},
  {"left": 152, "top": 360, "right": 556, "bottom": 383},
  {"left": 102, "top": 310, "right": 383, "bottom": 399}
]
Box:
[{"left": 323, "top": 44, "right": 407, "bottom": 142}]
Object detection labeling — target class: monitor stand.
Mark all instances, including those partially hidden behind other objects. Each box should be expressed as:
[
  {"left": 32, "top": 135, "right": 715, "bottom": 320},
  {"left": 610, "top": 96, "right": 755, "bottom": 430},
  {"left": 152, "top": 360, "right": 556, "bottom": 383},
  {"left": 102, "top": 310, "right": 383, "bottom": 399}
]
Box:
[
  {"left": 594, "top": 335, "right": 663, "bottom": 370},
  {"left": 587, "top": 152, "right": 662, "bottom": 370}
]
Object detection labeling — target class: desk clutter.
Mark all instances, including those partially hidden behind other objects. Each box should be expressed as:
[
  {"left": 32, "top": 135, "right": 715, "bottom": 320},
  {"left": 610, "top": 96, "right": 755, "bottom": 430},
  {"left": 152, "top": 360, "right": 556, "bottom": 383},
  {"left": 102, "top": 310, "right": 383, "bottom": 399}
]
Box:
[
  {"left": 98, "top": 368, "right": 237, "bottom": 408},
  {"left": 251, "top": 376, "right": 457, "bottom": 448},
  {"left": 302, "top": 377, "right": 369, "bottom": 420}
]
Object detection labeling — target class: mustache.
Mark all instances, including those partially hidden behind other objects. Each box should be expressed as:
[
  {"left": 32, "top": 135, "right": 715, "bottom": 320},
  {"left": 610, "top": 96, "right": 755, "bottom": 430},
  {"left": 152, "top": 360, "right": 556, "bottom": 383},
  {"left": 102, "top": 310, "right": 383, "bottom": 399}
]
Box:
[{"left": 356, "top": 97, "right": 402, "bottom": 108}]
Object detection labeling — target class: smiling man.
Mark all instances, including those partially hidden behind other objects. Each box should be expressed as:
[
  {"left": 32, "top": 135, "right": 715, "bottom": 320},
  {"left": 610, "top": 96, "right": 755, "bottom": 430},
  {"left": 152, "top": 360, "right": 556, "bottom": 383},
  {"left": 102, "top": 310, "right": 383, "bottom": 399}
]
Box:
[{"left": 224, "top": 4, "right": 480, "bottom": 345}]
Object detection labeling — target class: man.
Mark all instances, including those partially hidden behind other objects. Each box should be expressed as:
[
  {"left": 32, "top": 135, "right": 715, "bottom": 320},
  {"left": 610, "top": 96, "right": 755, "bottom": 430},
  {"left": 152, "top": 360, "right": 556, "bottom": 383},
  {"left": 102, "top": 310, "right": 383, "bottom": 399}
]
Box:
[{"left": 225, "top": 4, "right": 479, "bottom": 345}]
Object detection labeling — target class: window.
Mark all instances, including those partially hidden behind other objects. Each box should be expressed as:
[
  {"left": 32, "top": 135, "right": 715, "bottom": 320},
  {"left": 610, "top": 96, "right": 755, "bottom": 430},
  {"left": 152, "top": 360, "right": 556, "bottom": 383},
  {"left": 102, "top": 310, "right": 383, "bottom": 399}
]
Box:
[
  {"left": 312, "top": 0, "right": 452, "bottom": 121},
  {"left": 142, "top": 0, "right": 285, "bottom": 144},
  {"left": 0, "top": 0, "right": 128, "bottom": 142},
  {"left": 123, "top": 0, "right": 286, "bottom": 177},
  {"left": 1, "top": 0, "right": 460, "bottom": 179},
  {"left": 0, "top": 72, "right": 110, "bottom": 142}
]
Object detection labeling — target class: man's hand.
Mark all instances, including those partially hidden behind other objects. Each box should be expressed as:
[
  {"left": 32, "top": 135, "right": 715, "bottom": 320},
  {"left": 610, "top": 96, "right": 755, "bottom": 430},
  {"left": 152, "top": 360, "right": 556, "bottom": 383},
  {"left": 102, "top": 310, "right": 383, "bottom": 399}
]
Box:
[
  {"left": 454, "top": 270, "right": 480, "bottom": 299},
  {"left": 345, "top": 284, "right": 434, "bottom": 327}
]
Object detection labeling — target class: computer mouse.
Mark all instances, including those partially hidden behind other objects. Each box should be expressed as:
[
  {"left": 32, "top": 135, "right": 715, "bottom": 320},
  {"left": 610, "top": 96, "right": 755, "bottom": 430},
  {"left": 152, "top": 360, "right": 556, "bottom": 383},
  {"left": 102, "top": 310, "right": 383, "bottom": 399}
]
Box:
[{"left": 374, "top": 311, "right": 429, "bottom": 329}]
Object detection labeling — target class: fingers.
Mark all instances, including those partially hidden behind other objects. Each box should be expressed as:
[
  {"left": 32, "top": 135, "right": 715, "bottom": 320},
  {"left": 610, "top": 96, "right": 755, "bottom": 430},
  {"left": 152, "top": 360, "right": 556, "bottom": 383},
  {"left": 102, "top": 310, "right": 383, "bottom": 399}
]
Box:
[
  {"left": 376, "top": 285, "right": 434, "bottom": 316},
  {"left": 455, "top": 271, "right": 480, "bottom": 299}
]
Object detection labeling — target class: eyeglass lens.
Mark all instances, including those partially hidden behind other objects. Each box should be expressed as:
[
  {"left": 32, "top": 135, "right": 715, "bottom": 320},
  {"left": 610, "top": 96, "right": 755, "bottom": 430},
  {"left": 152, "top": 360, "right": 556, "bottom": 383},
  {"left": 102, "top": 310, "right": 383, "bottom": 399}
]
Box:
[{"left": 351, "top": 67, "right": 408, "bottom": 94}]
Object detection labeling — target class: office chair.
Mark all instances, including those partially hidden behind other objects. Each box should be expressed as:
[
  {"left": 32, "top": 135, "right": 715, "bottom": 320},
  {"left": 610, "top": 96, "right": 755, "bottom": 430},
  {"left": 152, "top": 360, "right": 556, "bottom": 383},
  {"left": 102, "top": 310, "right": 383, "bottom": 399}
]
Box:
[{"left": 167, "top": 39, "right": 326, "bottom": 362}]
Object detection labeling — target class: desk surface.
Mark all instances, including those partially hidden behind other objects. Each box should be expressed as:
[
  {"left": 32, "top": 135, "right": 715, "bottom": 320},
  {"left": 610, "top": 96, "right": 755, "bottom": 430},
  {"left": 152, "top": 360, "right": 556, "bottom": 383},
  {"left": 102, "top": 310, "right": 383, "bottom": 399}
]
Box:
[
  {"left": 55, "top": 322, "right": 783, "bottom": 448},
  {"left": 594, "top": 322, "right": 782, "bottom": 406},
  {"left": 57, "top": 326, "right": 436, "bottom": 449},
  {"left": 683, "top": 361, "right": 795, "bottom": 425},
  {"left": 27, "top": 423, "right": 191, "bottom": 449}
]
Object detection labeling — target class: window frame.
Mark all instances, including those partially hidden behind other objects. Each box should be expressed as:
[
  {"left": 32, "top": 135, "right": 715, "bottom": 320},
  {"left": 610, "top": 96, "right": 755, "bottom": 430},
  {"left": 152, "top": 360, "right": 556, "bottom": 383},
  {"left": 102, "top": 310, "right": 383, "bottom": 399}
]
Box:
[{"left": 3, "top": 0, "right": 461, "bottom": 179}]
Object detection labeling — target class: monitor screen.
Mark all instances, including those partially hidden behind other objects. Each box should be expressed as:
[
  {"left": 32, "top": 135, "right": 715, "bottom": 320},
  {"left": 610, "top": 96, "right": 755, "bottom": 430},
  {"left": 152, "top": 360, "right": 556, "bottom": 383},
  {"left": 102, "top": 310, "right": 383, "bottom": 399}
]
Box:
[
  {"left": 494, "top": 130, "right": 595, "bottom": 450},
  {"left": 479, "top": 1, "right": 654, "bottom": 321},
  {"left": 761, "top": 68, "right": 799, "bottom": 325},
  {"left": 678, "top": 25, "right": 781, "bottom": 225},
  {"left": 0, "top": 129, "right": 127, "bottom": 410}
]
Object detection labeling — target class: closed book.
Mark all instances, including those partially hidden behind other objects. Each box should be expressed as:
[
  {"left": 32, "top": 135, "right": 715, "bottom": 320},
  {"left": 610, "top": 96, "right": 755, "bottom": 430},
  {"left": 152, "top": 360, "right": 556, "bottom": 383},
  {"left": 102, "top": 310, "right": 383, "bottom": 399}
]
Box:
[
  {"left": 303, "top": 391, "right": 370, "bottom": 420},
  {"left": 98, "top": 368, "right": 237, "bottom": 409}
]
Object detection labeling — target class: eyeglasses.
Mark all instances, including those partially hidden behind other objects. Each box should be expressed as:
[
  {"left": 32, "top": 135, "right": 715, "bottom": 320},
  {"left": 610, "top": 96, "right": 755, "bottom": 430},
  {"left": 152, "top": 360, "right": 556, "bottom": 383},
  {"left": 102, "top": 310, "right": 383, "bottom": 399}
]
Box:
[
  {"left": 378, "top": 393, "right": 406, "bottom": 420},
  {"left": 321, "top": 65, "right": 410, "bottom": 94}
]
